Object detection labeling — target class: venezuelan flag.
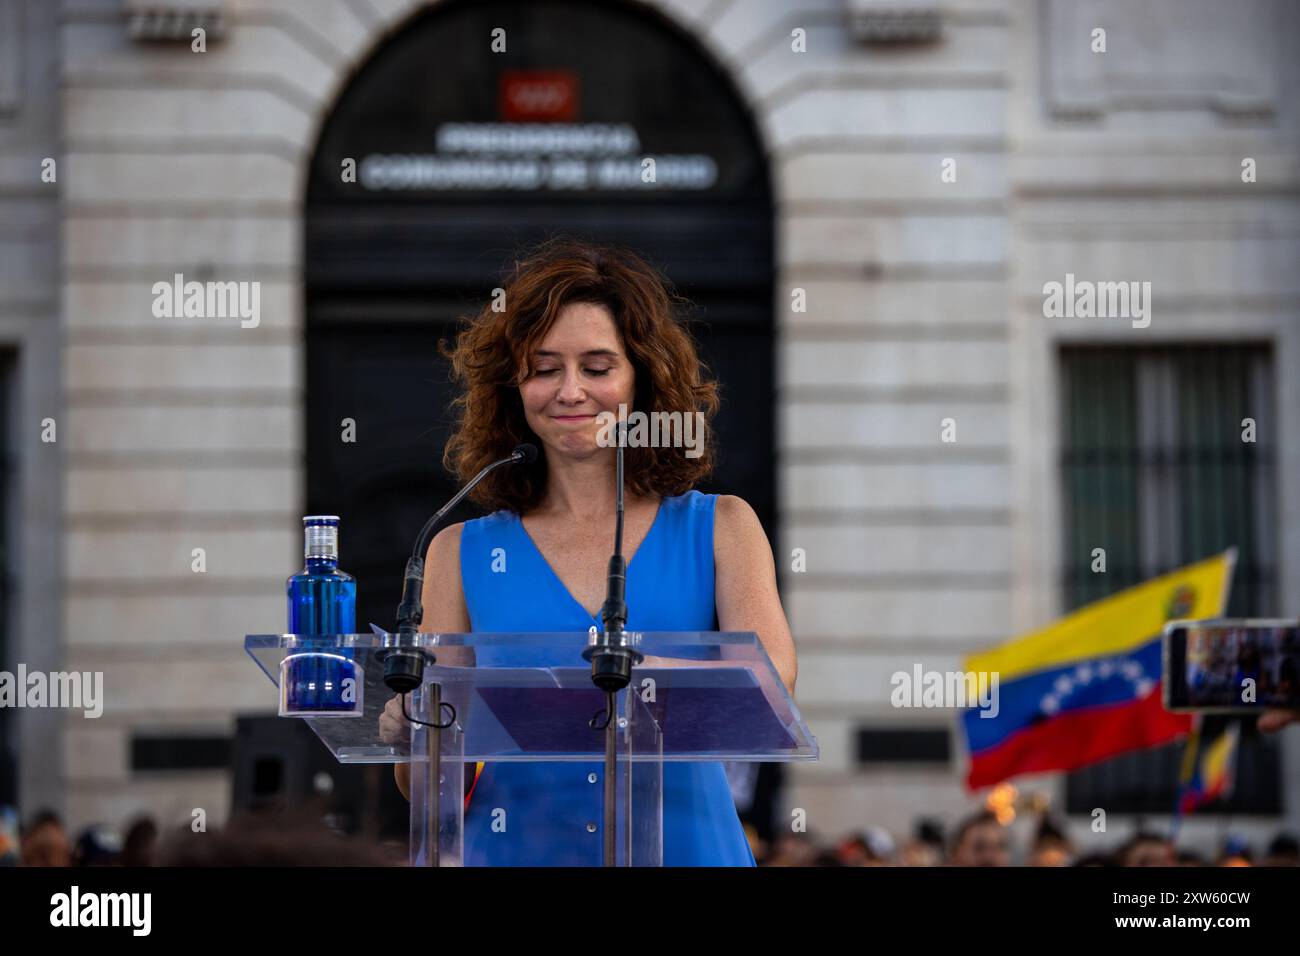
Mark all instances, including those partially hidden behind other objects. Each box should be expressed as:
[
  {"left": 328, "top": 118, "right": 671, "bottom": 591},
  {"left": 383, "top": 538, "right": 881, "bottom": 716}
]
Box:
[
  {"left": 961, "top": 551, "right": 1235, "bottom": 790},
  {"left": 1177, "top": 719, "right": 1240, "bottom": 814}
]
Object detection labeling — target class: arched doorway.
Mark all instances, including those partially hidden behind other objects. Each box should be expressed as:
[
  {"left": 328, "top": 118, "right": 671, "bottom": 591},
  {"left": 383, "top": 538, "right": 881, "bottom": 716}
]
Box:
[{"left": 304, "top": 0, "right": 775, "bottom": 641}]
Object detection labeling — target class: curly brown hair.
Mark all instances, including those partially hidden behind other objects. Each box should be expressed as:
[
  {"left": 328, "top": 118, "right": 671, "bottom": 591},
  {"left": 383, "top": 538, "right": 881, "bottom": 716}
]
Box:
[{"left": 441, "top": 237, "right": 721, "bottom": 514}]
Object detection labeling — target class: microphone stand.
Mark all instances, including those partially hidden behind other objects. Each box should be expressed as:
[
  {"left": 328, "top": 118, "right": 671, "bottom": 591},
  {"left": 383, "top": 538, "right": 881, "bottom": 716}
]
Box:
[
  {"left": 581, "top": 423, "right": 644, "bottom": 866},
  {"left": 379, "top": 443, "right": 536, "bottom": 866}
]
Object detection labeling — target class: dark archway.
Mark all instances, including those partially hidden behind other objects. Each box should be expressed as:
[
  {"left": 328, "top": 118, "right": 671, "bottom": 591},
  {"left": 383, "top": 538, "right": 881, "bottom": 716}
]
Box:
[{"left": 303, "top": 0, "right": 776, "bottom": 637}]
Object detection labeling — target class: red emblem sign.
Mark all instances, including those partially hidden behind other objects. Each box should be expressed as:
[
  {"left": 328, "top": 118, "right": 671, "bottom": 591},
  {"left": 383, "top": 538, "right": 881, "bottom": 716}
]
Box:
[{"left": 499, "top": 70, "right": 579, "bottom": 122}]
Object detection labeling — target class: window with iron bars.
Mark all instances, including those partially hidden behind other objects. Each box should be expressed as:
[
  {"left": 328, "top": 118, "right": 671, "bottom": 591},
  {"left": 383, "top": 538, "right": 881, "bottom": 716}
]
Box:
[{"left": 1060, "top": 345, "right": 1281, "bottom": 816}]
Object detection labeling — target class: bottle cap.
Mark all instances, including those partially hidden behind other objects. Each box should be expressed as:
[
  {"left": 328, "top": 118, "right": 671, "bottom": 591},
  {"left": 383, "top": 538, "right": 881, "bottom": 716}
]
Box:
[{"left": 303, "top": 515, "right": 340, "bottom": 559}]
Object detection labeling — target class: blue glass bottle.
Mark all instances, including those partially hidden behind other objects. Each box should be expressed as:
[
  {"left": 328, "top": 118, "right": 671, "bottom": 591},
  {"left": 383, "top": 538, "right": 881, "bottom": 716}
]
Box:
[{"left": 281, "top": 515, "right": 359, "bottom": 715}]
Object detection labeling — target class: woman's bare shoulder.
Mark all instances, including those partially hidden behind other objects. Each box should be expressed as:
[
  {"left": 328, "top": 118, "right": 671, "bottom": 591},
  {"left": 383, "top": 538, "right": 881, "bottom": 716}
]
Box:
[
  {"left": 422, "top": 522, "right": 469, "bottom": 633},
  {"left": 424, "top": 521, "right": 465, "bottom": 571},
  {"left": 712, "top": 494, "right": 768, "bottom": 558},
  {"left": 713, "top": 494, "right": 761, "bottom": 534}
]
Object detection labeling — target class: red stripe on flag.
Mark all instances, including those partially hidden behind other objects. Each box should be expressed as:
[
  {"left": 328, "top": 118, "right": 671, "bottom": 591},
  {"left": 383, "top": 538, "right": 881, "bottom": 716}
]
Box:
[{"left": 966, "top": 686, "right": 1191, "bottom": 790}]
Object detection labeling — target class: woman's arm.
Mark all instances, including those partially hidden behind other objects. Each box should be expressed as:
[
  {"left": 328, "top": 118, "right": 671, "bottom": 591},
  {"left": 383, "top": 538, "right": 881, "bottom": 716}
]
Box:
[
  {"left": 713, "top": 494, "right": 798, "bottom": 697},
  {"left": 392, "top": 521, "right": 472, "bottom": 801}
]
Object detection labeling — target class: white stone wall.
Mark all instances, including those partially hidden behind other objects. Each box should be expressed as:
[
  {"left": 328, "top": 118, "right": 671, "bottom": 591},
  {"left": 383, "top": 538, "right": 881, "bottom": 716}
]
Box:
[
  {"left": 1, "top": 0, "right": 65, "bottom": 818},
  {"left": 56, "top": 0, "right": 358, "bottom": 827},
  {"left": 755, "top": 0, "right": 1018, "bottom": 839}
]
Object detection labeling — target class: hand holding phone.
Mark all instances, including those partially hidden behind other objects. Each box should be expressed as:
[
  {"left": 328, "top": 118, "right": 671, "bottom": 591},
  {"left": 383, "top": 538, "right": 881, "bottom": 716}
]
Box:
[{"left": 1258, "top": 708, "right": 1300, "bottom": 732}]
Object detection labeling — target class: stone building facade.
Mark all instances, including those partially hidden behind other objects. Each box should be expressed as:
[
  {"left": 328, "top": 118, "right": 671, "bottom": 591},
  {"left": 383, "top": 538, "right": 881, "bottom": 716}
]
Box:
[{"left": 1, "top": 0, "right": 1297, "bottom": 854}]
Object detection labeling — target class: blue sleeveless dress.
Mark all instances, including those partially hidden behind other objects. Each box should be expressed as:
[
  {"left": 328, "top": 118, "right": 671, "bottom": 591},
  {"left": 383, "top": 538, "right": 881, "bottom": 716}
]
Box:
[{"left": 458, "top": 489, "right": 756, "bottom": 866}]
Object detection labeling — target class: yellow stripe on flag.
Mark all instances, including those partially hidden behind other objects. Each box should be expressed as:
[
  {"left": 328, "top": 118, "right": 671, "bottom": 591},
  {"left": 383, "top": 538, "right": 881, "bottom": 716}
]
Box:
[
  {"left": 1203, "top": 724, "right": 1238, "bottom": 782},
  {"left": 963, "top": 550, "right": 1235, "bottom": 682}
]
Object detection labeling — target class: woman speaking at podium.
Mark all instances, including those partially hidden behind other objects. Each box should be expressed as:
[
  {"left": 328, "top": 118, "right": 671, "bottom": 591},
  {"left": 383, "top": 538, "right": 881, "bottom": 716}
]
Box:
[{"left": 384, "top": 238, "right": 798, "bottom": 866}]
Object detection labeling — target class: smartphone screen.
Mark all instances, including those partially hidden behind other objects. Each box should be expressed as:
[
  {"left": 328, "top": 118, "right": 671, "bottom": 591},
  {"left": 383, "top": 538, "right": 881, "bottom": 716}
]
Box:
[{"left": 1164, "top": 619, "right": 1300, "bottom": 712}]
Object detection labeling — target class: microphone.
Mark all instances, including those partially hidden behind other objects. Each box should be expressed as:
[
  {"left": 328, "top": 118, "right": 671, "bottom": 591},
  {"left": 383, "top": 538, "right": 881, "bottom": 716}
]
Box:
[
  {"left": 582, "top": 423, "right": 644, "bottom": 868},
  {"left": 381, "top": 442, "right": 537, "bottom": 693},
  {"left": 582, "top": 422, "right": 643, "bottom": 693}
]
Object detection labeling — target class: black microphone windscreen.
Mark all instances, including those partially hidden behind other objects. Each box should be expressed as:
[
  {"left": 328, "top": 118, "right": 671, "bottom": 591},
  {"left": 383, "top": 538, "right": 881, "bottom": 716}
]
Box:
[{"left": 514, "top": 443, "right": 538, "bottom": 463}]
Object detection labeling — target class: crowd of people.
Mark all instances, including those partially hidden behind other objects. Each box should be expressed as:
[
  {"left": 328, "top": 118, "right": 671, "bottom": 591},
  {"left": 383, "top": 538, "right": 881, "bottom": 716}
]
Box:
[
  {"left": 5, "top": 806, "right": 1297, "bottom": 867},
  {"left": 749, "top": 812, "right": 1300, "bottom": 867}
]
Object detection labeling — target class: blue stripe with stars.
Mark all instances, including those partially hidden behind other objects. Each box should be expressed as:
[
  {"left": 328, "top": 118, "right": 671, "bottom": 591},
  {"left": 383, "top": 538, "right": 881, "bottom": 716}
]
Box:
[{"left": 962, "top": 637, "right": 1162, "bottom": 753}]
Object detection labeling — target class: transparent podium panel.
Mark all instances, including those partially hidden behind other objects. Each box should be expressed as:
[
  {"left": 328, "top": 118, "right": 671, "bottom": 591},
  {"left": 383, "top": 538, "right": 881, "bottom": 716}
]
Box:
[
  {"left": 244, "top": 631, "right": 817, "bottom": 763},
  {"left": 407, "top": 682, "right": 465, "bottom": 867},
  {"left": 245, "top": 631, "right": 817, "bottom": 867},
  {"left": 617, "top": 689, "right": 663, "bottom": 866}
]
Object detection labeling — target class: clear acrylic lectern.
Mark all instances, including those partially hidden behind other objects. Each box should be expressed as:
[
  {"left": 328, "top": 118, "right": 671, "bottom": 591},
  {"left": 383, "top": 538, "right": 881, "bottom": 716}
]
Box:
[{"left": 244, "top": 630, "right": 818, "bottom": 866}]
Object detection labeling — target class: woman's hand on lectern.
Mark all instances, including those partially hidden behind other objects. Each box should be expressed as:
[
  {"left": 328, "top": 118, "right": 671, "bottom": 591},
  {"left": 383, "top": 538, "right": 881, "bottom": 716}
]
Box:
[{"left": 379, "top": 694, "right": 412, "bottom": 745}]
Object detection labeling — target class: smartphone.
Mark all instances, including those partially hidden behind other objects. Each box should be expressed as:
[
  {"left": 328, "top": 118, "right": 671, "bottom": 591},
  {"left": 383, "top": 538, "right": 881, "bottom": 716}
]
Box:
[{"left": 1163, "top": 618, "right": 1300, "bottom": 712}]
